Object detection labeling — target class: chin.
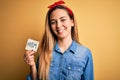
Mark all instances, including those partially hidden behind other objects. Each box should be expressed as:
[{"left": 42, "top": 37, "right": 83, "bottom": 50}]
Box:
[{"left": 57, "top": 35, "right": 66, "bottom": 40}]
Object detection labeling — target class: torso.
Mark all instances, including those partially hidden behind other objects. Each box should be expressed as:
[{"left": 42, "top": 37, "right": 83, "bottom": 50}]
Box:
[{"left": 49, "top": 40, "right": 91, "bottom": 80}]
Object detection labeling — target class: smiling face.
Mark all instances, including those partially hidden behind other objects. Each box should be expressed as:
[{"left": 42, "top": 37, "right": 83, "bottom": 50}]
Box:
[{"left": 50, "top": 9, "right": 74, "bottom": 40}]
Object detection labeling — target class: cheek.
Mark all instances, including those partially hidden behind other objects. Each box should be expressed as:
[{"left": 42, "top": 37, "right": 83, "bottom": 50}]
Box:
[
  {"left": 51, "top": 26, "right": 56, "bottom": 32},
  {"left": 64, "top": 22, "right": 73, "bottom": 29},
  {"left": 65, "top": 20, "right": 73, "bottom": 26}
]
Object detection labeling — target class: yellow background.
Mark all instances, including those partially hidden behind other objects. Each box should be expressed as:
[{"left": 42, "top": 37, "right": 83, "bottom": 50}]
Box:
[{"left": 0, "top": 0, "right": 120, "bottom": 80}]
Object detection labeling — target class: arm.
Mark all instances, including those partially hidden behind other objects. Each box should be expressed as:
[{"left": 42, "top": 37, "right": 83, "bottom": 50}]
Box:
[
  {"left": 24, "top": 50, "right": 37, "bottom": 80},
  {"left": 82, "top": 49, "right": 94, "bottom": 80},
  {"left": 30, "top": 65, "right": 37, "bottom": 80}
]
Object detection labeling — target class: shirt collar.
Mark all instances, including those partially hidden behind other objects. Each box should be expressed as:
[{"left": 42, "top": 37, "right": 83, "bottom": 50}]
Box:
[
  {"left": 68, "top": 40, "right": 77, "bottom": 54},
  {"left": 53, "top": 42, "right": 61, "bottom": 53},
  {"left": 53, "top": 40, "right": 77, "bottom": 54}
]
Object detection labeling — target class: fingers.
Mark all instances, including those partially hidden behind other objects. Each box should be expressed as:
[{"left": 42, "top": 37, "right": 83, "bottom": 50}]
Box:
[
  {"left": 24, "top": 50, "right": 34, "bottom": 60},
  {"left": 24, "top": 50, "right": 36, "bottom": 66},
  {"left": 24, "top": 54, "right": 34, "bottom": 62},
  {"left": 25, "top": 55, "right": 34, "bottom": 64},
  {"left": 26, "top": 50, "right": 35, "bottom": 56}
]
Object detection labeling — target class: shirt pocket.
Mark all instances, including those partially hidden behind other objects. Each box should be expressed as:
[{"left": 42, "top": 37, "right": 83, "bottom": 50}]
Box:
[{"left": 67, "top": 62, "right": 83, "bottom": 80}]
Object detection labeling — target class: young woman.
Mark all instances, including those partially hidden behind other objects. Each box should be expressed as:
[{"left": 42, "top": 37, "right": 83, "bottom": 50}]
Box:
[{"left": 24, "top": 1, "right": 94, "bottom": 80}]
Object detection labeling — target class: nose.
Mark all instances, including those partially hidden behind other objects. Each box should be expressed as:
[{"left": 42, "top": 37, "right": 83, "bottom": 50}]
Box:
[{"left": 56, "top": 21, "right": 62, "bottom": 28}]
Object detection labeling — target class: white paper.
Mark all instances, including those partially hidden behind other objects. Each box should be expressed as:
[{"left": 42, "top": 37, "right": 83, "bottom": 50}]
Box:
[{"left": 25, "top": 39, "right": 39, "bottom": 52}]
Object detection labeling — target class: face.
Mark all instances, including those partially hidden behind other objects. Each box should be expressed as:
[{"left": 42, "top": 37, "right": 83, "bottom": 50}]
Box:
[{"left": 50, "top": 9, "right": 74, "bottom": 40}]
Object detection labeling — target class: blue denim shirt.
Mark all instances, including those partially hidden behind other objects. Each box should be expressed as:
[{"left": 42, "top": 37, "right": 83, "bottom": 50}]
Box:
[{"left": 27, "top": 40, "right": 94, "bottom": 80}]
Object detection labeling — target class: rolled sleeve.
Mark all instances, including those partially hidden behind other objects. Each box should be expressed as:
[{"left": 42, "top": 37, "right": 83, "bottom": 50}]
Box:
[
  {"left": 26, "top": 57, "right": 39, "bottom": 80},
  {"left": 26, "top": 74, "right": 31, "bottom": 80}
]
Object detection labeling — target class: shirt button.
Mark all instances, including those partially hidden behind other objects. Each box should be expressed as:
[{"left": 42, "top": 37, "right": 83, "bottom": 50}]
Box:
[
  {"left": 50, "top": 64, "right": 53, "bottom": 66},
  {"left": 68, "top": 66, "right": 71, "bottom": 70},
  {"left": 78, "top": 68, "right": 81, "bottom": 71}
]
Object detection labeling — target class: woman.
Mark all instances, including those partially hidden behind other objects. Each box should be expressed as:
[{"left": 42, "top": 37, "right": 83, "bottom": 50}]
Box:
[{"left": 24, "top": 1, "right": 94, "bottom": 80}]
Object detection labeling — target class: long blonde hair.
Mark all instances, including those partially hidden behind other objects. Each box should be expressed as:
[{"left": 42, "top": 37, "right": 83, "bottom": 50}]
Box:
[{"left": 38, "top": 5, "right": 80, "bottom": 80}]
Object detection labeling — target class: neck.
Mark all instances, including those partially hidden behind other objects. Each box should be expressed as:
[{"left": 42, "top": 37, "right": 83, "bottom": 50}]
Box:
[{"left": 57, "top": 37, "right": 72, "bottom": 53}]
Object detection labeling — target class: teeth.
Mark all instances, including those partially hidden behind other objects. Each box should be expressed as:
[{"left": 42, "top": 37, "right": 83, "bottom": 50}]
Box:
[{"left": 57, "top": 29, "right": 64, "bottom": 33}]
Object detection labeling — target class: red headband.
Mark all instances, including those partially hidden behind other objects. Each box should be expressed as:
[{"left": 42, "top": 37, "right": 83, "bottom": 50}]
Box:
[{"left": 48, "top": 0, "right": 73, "bottom": 16}]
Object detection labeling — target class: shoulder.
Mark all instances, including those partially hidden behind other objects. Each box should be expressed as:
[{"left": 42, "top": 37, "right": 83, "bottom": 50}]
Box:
[{"left": 75, "top": 42, "right": 92, "bottom": 58}]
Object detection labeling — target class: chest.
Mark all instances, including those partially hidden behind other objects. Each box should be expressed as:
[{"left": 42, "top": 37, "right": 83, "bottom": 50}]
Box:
[{"left": 49, "top": 51, "right": 87, "bottom": 80}]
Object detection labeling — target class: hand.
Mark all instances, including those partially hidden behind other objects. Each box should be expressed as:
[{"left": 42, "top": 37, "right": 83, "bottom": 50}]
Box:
[{"left": 24, "top": 50, "right": 36, "bottom": 67}]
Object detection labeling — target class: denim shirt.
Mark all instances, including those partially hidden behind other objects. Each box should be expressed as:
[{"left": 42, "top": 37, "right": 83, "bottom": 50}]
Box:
[{"left": 27, "top": 41, "right": 94, "bottom": 80}]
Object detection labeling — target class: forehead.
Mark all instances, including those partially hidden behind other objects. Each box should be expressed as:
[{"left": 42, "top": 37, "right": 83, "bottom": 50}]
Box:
[{"left": 50, "top": 9, "right": 69, "bottom": 19}]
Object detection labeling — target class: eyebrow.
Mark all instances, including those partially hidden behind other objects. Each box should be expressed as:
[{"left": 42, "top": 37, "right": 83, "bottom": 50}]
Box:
[
  {"left": 60, "top": 16, "right": 67, "bottom": 19},
  {"left": 50, "top": 16, "right": 67, "bottom": 21}
]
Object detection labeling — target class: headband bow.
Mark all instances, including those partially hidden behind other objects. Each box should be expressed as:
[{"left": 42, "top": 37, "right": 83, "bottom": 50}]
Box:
[
  {"left": 48, "top": 0, "right": 73, "bottom": 16},
  {"left": 48, "top": 0, "right": 65, "bottom": 9}
]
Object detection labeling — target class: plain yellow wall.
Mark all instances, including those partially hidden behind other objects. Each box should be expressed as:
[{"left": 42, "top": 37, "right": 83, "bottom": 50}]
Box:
[{"left": 0, "top": 0, "right": 120, "bottom": 80}]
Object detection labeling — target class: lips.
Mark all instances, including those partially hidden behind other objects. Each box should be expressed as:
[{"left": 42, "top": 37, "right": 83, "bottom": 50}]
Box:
[{"left": 56, "top": 29, "right": 64, "bottom": 34}]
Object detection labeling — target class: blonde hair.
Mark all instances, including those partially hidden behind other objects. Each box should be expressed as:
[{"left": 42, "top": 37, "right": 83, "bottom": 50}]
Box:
[{"left": 38, "top": 5, "right": 80, "bottom": 80}]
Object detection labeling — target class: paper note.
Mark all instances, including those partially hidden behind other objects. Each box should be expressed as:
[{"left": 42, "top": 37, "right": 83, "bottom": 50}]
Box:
[{"left": 25, "top": 39, "right": 39, "bottom": 52}]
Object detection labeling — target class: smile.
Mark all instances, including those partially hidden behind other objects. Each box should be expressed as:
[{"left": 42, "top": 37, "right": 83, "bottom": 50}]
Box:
[{"left": 57, "top": 29, "right": 65, "bottom": 34}]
